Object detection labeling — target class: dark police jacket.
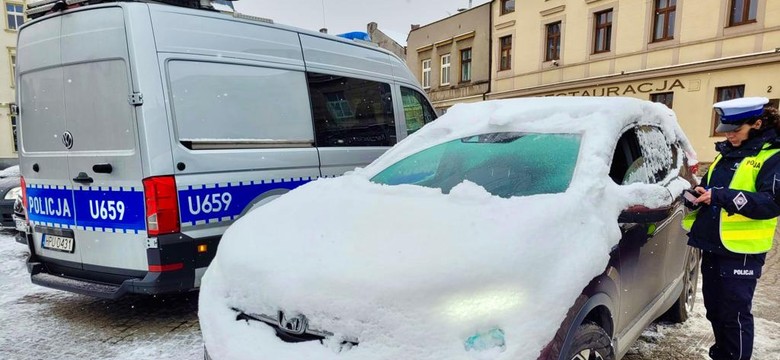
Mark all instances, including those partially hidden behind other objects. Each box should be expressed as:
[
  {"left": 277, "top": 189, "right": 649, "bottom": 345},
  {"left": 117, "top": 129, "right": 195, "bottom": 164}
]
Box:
[{"left": 687, "top": 128, "right": 780, "bottom": 263}]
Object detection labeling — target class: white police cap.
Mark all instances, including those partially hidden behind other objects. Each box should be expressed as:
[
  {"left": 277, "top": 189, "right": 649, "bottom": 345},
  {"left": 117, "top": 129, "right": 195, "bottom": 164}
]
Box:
[{"left": 713, "top": 97, "right": 769, "bottom": 132}]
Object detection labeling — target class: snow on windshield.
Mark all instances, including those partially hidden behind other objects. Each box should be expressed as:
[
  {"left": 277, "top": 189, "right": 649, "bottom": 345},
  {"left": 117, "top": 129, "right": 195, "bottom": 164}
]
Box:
[{"left": 199, "top": 97, "right": 697, "bottom": 360}]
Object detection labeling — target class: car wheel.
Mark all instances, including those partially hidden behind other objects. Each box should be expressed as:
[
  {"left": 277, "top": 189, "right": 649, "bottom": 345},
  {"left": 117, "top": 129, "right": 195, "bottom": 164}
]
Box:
[
  {"left": 663, "top": 247, "right": 700, "bottom": 323},
  {"left": 566, "top": 322, "right": 614, "bottom": 360}
]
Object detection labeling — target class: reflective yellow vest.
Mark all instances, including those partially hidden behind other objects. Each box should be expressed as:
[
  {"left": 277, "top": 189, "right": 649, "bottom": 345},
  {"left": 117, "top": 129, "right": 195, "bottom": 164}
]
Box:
[{"left": 682, "top": 144, "right": 780, "bottom": 254}]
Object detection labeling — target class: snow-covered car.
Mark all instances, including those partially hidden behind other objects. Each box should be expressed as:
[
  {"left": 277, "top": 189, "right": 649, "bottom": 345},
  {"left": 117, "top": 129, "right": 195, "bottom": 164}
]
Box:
[
  {"left": 0, "top": 165, "right": 21, "bottom": 230},
  {"left": 12, "top": 193, "right": 28, "bottom": 244},
  {"left": 199, "top": 97, "right": 700, "bottom": 360}
]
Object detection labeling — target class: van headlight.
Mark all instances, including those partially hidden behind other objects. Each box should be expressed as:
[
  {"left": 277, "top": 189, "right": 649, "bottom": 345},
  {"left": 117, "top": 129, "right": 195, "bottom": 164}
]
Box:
[
  {"left": 464, "top": 328, "right": 506, "bottom": 352},
  {"left": 4, "top": 186, "right": 21, "bottom": 200}
]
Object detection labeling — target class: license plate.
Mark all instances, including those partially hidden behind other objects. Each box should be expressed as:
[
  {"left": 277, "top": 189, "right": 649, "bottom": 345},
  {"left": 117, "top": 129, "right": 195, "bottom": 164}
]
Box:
[
  {"left": 42, "top": 234, "right": 75, "bottom": 253},
  {"left": 14, "top": 218, "right": 26, "bottom": 232}
]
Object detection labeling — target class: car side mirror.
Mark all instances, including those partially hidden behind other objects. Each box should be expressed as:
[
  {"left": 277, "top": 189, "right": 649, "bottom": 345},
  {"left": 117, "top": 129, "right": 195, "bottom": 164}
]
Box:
[{"left": 619, "top": 204, "right": 673, "bottom": 224}]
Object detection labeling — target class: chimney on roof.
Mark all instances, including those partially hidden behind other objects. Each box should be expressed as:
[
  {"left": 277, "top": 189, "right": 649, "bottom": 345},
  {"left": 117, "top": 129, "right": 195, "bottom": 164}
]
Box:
[
  {"left": 319, "top": 28, "right": 328, "bottom": 34},
  {"left": 411, "top": 24, "right": 420, "bottom": 31}
]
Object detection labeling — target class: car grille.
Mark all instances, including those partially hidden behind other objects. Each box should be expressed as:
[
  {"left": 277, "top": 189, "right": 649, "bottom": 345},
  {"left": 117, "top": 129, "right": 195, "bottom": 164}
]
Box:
[{"left": 232, "top": 308, "right": 359, "bottom": 347}]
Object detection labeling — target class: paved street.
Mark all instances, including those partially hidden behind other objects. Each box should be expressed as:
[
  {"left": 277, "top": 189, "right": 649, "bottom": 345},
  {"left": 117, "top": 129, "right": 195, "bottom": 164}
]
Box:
[{"left": 0, "top": 229, "right": 778, "bottom": 360}]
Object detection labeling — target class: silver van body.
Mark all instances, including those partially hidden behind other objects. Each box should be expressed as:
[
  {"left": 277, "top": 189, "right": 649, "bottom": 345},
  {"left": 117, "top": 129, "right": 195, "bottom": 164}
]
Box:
[{"left": 17, "top": 2, "right": 436, "bottom": 298}]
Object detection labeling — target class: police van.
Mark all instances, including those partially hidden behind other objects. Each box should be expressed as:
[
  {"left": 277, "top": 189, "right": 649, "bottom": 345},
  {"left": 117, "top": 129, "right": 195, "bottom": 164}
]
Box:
[{"left": 17, "top": 0, "right": 436, "bottom": 298}]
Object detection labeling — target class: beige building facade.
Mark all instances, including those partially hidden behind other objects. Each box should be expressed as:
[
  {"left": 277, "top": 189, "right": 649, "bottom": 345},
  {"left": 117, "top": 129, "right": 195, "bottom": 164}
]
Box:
[
  {"left": 407, "top": 3, "right": 491, "bottom": 112},
  {"left": 488, "top": 0, "right": 780, "bottom": 162},
  {"left": 0, "top": 0, "right": 22, "bottom": 168}
]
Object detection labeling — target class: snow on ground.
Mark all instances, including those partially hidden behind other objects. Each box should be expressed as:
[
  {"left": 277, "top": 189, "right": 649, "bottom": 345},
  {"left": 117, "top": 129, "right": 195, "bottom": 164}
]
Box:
[{"left": 0, "top": 231, "right": 202, "bottom": 360}]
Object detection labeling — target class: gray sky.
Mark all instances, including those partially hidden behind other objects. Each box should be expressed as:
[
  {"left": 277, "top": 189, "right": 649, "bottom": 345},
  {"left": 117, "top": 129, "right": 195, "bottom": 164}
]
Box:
[{"left": 233, "top": 0, "right": 491, "bottom": 41}]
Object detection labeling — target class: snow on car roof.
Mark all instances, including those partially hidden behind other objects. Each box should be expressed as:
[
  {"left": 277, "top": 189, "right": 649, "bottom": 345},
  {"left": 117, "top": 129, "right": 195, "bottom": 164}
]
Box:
[
  {"left": 360, "top": 96, "right": 697, "bottom": 178},
  {"left": 199, "top": 97, "right": 695, "bottom": 360}
]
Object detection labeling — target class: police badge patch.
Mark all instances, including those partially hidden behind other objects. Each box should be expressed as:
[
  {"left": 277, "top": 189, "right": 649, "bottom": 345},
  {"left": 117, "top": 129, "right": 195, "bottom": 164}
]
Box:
[{"left": 733, "top": 192, "right": 748, "bottom": 211}]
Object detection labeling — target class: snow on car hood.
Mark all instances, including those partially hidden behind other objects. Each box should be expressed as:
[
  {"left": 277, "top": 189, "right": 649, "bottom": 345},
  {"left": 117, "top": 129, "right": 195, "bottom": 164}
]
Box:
[
  {"left": 199, "top": 97, "right": 694, "bottom": 360},
  {"left": 202, "top": 176, "right": 623, "bottom": 360}
]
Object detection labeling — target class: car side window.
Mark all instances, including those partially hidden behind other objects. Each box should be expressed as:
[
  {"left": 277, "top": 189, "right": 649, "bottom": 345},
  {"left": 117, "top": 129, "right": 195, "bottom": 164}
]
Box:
[
  {"left": 307, "top": 72, "right": 396, "bottom": 147},
  {"left": 610, "top": 129, "right": 651, "bottom": 185},
  {"left": 635, "top": 126, "right": 674, "bottom": 183},
  {"left": 400, "top": 87, "right": 437, "bottom": 135}
]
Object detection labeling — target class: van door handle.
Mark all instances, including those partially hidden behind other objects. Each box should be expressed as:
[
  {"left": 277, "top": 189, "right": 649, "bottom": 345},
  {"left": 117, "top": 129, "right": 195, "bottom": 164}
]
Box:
[
  {"left": 73, "top": 172, "right": 94, "bottom": 184},
  {"left": 92, "top": 163, "right": 113, "bottom": 174}
]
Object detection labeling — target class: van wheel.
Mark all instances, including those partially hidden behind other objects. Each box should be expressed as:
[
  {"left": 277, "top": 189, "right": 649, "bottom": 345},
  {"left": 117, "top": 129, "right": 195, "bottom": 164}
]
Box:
[
  {"left": 566, "top": 323, "right": 614, "bottom": 360},
  {"left": 663, "top": 247, "right": 700, "bottom": 323}
]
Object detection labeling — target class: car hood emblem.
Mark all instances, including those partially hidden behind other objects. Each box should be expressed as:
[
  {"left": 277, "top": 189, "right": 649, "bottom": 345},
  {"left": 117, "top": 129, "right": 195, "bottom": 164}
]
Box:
[
  {"left": 62, "top": 131, "right": 73, "bottom": 149},
  {"left": 278, "top": 311, "right": 308, "bottom": 335}
]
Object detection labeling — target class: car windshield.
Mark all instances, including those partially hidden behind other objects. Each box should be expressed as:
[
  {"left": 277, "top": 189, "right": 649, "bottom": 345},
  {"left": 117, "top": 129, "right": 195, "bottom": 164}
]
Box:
[{"left": 371, "top": 132, "right": 581, "bottom": 198}]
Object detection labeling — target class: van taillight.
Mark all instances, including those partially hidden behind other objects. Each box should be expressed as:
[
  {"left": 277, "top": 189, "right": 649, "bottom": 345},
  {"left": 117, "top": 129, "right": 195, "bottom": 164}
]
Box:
[
  {"left": 143, "top": 176, "right": 180, "bottom": 236},
  {"left": 20, "top": 176, "right": 28, "bottom": 217},
  {"left": 689, "top": 164, "right": 699, "bottom": 175}
]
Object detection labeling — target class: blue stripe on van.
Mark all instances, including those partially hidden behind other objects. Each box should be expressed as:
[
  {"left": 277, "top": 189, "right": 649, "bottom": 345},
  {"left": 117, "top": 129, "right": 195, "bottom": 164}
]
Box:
[{"left": 178, "top": 178, "right": 312, "bottom": 225}]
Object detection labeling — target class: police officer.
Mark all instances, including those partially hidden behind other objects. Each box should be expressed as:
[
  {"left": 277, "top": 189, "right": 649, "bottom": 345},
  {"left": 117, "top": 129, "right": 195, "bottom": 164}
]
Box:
[{"left": 682, "top": 97, "right": 780, "bottom": 360}]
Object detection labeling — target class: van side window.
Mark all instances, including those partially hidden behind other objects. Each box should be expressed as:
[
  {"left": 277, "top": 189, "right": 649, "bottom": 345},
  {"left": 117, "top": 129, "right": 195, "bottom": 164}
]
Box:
[
  {"left": 168, "top": 61, "right": 314, "bottom": 146},
  {"left": 400, "top": 87, "right": 436, "bottom": 134},
  {"left": 307, "top": 72, "right": 396, "bottom": 147}
]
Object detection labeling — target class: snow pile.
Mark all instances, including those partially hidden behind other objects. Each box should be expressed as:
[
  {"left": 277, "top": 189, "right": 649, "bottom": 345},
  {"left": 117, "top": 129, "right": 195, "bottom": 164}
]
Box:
[{"left": 199, "top": 97, "right": 697, "bottom": 360}]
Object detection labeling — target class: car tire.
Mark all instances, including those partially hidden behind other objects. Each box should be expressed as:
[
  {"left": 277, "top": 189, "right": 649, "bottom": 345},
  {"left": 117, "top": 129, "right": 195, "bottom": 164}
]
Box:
[
  {"left": 663, "top": 247, "right": 700, "bottom": 323},
  {"left": 566, "top": 322, "right": 615, "bottom": 360}
]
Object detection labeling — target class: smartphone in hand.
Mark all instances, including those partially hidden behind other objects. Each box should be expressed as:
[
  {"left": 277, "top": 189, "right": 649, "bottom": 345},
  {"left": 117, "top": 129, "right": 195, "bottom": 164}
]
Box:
[{"left": 683, "top": 189, "right": 699, "bottom": 202}]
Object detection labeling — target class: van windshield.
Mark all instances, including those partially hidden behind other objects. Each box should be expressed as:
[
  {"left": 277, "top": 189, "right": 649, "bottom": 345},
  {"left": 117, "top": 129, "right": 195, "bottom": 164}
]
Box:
[{"left": 370, "top": 132, "right": 581, "bottom": 198}]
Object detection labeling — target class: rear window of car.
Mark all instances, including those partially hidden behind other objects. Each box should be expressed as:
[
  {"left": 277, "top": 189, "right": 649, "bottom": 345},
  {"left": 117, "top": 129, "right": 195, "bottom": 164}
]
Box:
[{"left": 371, "top": 132, "right": 581, "bottom": 198}]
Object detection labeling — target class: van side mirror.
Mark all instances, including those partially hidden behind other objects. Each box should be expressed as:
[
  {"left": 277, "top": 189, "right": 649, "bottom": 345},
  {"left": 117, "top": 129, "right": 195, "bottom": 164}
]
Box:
[{"left": 619, "top": 205, "right": 673, "bottom": 224}]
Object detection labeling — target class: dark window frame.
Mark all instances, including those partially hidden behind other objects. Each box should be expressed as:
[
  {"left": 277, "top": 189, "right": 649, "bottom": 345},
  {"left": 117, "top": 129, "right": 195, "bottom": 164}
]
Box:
[
  {"left": 10, "top": 105, "right": 17, "bottom": 152},
  {"left": 460, "top": 48, "right": 472, "bottom": 83},
  {"left": 545, "top": 22, "right": 562, "bottom": 62},
  {"left": 729, "top": 0, "right": 758, "bottom": 27},
  {"left": 500, "top": 0, "right": 515, "bottom": 15},
  {"left": 652, "top": 0, "right": 676, "bottom": 42},
  {"left": 650, "top": 92, "right": 674, "bottom": 109},
  {"left": 712, "top": 85, "right": 746, "bottom": 136},
  {"left": 593, "top": 9, "right": 613, "bottom": 54},
  {"left": 499, "top": 35, "right": 512, "bottom": 71}
]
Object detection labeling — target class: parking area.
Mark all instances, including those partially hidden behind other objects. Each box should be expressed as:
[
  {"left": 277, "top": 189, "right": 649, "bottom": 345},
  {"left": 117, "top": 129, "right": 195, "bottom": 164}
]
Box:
[{"left": 1, "top": 230, "right": 778, "bottom": 360}]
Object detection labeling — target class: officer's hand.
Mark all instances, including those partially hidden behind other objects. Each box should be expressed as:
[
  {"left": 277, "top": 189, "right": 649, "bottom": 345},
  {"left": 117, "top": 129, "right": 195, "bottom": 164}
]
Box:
[{"left": 694, "top": 188, "right": 712, "bottom": 205}]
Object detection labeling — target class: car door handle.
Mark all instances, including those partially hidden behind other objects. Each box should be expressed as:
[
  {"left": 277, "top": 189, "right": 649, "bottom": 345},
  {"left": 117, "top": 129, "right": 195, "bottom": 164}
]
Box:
[
  {"left": 72, "top": 172, "right": 94, "bottom": 184},
  {"left": 92, "top": 163, "right": 113, "bottom": 174}
]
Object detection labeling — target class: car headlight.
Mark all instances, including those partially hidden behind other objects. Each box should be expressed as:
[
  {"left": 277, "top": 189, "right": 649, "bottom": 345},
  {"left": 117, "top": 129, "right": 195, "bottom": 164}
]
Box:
[
  {"left": 4, "top": 186, "right": 21, "bottom": 200},
  {"left": 464, "top": 328, "right": 506, "bottom": 352}
]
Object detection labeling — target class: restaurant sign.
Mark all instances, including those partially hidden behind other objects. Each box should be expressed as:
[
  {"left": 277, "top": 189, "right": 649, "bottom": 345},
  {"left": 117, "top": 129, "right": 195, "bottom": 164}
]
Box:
[{"left": 546, "top": 79, "right": 685, "bottom": 97}]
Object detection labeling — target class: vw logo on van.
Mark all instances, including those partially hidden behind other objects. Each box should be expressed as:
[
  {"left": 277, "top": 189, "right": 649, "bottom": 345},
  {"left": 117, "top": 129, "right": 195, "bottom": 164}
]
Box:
[
  {"left": 277, "top": 311, "right": 308, "bottom": 335},
  {"left": 62, "top": 131, "right": 74, "bottom": 149}
]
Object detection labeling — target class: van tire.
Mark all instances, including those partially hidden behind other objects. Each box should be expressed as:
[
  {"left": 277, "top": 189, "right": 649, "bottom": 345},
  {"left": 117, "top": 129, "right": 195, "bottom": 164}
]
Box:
[
  {"left": 566, "top": 322, "right": 614, "bottom": 360},
  {"left": 663, "top": 247, "right": 700, "bottom": 323}
]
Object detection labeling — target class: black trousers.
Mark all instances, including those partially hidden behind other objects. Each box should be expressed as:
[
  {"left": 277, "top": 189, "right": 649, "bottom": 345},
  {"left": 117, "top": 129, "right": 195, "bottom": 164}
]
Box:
[{"left": 701, "top": 251, "right": 763, "bottom": 360}]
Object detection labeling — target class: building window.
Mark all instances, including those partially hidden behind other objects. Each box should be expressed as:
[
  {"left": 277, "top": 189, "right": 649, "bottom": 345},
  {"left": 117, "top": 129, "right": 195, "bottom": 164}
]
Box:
[
  {"left": 421, "top": 59, "right": 431, "bottom": 89},
  {"left": 500, "top": 0, "right": 515, "bottom": 15},
  {"left": 713, "top": 85, "right": 745, "bottom": 135},
  {"left": 460, "top": 48, "right": 472, "bottom": 82},
  {"left": 545, "top": 22, "right": 561, "bottom": 61},
  {"left": 729, "top": 0, "right": 758, "bottom": 26},
  {"left": 652, "top": 0, "right": 676, "bottom": 42},
  {"left": 440, "top": 54, "right": 451, "bottom": 86},
  {"left": 5, "top": 2, "right": 23, "bottom": 31},
  {"left": 593, "top": 9, "right": 613, "bottom": 54},
  {"left": 650, "top": 92, "right": 674, "bottom": 109},
  {"left": 10, "top": 110, "right": 16, "bottom": 152},
  {"left": 499, "top": 35, "right": 512, "bottom": 71},
  {"left": 9, "top": 50, "right": 15, "bottom": 88}
]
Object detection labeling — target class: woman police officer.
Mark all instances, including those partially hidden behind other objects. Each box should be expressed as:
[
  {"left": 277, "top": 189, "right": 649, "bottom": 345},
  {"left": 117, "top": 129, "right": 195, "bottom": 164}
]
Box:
[{"left": 682, "top": 97, "right": 780, "bottom": 360}]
